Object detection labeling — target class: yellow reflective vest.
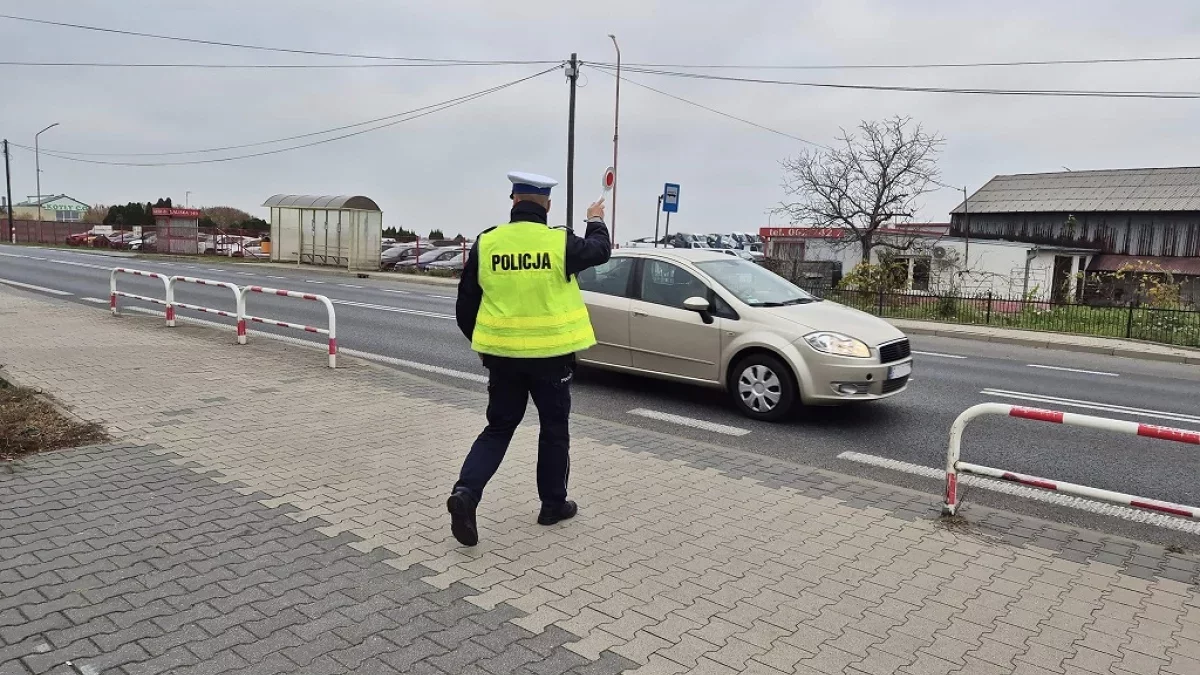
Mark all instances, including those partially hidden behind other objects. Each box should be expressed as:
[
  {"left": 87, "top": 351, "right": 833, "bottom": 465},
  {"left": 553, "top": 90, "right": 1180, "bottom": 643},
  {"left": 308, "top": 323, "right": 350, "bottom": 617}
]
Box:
[{"left": 471, "top": 222, "right": 597, "bottom": 358}]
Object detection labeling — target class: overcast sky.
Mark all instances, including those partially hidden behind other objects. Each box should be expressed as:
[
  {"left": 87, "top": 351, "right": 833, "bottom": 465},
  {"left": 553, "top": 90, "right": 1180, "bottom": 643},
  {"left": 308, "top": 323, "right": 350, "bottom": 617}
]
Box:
[{"left": 4, "top": 1, "right": 1200, "bottom": 240}]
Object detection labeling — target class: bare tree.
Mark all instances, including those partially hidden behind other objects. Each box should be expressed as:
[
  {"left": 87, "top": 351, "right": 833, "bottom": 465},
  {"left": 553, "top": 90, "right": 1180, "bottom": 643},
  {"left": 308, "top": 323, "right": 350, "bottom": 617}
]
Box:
[
  {"left": 202, "top": 206, "right": 253, "bottom": 229},
  {"left": 778, "top": 116, "right": 943, "bottom": 263}
]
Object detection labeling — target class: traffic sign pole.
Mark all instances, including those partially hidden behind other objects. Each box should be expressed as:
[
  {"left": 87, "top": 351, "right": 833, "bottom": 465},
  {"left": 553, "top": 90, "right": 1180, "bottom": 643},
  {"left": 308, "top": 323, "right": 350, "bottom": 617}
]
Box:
[{"left": 653, "top": 195, "right": 663, "bottom": 248}]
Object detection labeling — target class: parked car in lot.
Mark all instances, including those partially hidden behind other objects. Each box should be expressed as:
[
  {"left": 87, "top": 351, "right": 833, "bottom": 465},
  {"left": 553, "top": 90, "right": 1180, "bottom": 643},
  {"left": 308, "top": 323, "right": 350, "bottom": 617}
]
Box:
[
  {"left": 65, "top": 230, "right": 111, "bottom": 247},
  {"left": 380, "top": 244, "right": 426, "bottom": 270},
  {"left": 575, "top": 248, "right": 912, "bottom": 421},
  {"left": 394, "top": 247, "right": 462, "bottom": 271},
  {"left": 229, "top": 238, "right": 266, "bottom": 258}
]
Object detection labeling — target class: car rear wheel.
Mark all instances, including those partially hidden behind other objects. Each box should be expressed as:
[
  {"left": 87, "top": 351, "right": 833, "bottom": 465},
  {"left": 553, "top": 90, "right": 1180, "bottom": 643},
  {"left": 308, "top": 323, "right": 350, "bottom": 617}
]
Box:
[{"left": 729, "top": 353, "right": 797, "bottom": 422}]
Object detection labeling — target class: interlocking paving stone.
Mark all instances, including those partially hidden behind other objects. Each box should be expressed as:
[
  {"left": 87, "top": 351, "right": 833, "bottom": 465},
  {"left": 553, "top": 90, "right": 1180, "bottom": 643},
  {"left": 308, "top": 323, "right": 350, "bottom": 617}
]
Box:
[{"left": 2, "top": 291, "right": 1200, "bottom": 675}]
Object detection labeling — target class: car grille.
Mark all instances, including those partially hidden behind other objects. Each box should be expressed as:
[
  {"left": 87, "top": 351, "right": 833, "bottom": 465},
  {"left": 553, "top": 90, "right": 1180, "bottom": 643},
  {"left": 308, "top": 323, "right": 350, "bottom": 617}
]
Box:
[
  {"left": 878, "top": 339, "right": 911, "bottom": 364},
  {"left": 881, "top": 375, "right": 909, "bottom": 394}
]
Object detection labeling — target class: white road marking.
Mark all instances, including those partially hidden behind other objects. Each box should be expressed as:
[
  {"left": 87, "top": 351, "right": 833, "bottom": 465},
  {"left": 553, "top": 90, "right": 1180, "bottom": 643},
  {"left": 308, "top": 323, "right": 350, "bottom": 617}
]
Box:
[
  {"left": 381, "top": 289, "right": 411, "bottom": 295},
  {"left": 626, "top": 409, "right": 751, "bottom": 436},
  {"left": 81, "top": 297, "right": 109, "bottom": 304},
  {"left": 122, "top": 307, "right": 488, "bottom": 383},
  {"left": 426, "top": 294, "right": 455, "bottom": 300},
  {"left": 0, "top": 251, "right": 111, "bottom": 271},
  {"left": 236, "top": 272, "right": 256, "bottom": 277},
  {"left": 979, "top": 388, "right": 1200, "bottom": 426},
  {"left": 1027, "top": 364, "right": 1119, "bottom": 377},
  {"left": 266, "top": 276, "right": 287, "bottom": 280},
  {"left": 837, "top": 451, "right": 1200, "bottom": 536},
  {"left": 912, "top": 350, "right": 967, "bottom": 360},
  {"left": 305, "top": 280, "right": 326, "bottom": 284},
  {"left": 330, "top": 299, "right": 455, "bottom": 320},
  {"left": 0, "top": 277, "right": 73, "bottom": 296},
  {"left": 207, "top": 268, "right": 225, "bottom": 272},
  {"left": 339, "top": 284, "right": 364, "bottom": 289}
]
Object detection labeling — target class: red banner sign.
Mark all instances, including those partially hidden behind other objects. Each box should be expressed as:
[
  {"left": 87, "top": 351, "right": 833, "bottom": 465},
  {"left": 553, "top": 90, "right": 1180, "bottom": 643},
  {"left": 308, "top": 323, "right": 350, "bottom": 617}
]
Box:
[
  {"left": 759, "top": 227, "right": 845, "bottom": 239},
  {"left": 152, "top": 207, "right": 203, "bottom": 218}
]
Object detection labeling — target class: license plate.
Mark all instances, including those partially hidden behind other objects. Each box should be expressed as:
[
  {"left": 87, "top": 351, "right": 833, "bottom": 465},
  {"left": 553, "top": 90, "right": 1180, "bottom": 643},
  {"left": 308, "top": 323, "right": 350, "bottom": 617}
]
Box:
[{"left": 888, "top": 362, "right": 913, "bottom": 380}]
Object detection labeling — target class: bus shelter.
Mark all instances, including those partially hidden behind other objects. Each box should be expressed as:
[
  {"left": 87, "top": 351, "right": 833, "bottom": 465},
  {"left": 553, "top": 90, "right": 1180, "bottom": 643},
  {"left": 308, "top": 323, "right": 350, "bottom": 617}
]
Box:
[{"left": 263, "top": 194, "right": 382, "bottom": 271}]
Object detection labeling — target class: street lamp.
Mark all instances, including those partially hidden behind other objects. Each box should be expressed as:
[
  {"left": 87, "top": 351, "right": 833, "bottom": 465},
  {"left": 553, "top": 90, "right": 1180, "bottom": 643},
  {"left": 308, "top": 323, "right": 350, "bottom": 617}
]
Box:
[
  {"left": 35, "top": 122, "right": 60, "bottom": 224},
  {"left": 608, "top": 34, "right": 621, "bottom": 247}
]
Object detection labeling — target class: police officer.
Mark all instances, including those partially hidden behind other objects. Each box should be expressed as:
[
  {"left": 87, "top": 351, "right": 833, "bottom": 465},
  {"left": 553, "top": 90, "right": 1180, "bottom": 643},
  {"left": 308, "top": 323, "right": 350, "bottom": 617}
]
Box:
[{"left": 447, "top": 172, "right": 611, "bottom": 547}]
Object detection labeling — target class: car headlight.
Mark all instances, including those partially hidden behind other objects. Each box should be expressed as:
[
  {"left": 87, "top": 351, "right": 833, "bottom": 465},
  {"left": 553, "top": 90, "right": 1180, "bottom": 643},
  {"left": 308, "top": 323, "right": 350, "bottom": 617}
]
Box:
[{"left": 803, "top": 332, "right": 872, "bottom": 358}]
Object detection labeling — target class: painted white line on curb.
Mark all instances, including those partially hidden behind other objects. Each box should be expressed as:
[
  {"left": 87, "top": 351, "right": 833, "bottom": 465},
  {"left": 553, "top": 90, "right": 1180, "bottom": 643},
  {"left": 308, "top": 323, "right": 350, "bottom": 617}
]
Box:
[
  {"left": 81, "top": 297, "right": 109, "bottom": 304},
  {"left": 1027, "top": 364, "right": 1120, "bottom": 377},
  {"left": 912, "top": 350, "right": 967, "bottom": 360},
  {"left": 837, "top": 451, "right": 1200, "bottom": 535},
  {"left": 122, "top": 307, "right": 488, "bottom": 383},
  {"left": 0, "top": 277, "right": 73, "bottom": 296},
  {"left": 980, "top": 388, "right": 1200, "bottom": 426},
  {"left": 627, "top": 409, "right": 751, "bottom": 436}
]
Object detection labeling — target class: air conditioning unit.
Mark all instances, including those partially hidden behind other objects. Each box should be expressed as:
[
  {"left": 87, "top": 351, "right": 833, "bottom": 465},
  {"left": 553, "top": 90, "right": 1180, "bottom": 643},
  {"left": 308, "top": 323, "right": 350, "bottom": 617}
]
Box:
[{"left": 932, "top": 246, "right": 949, "bottom": 259}]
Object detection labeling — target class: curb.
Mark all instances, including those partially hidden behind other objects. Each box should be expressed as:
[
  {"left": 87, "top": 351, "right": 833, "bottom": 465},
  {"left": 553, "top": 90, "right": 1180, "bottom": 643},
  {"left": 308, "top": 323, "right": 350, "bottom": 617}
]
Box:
[{"left": 894, "top": 322, "right": 1200, "bottom": 366}]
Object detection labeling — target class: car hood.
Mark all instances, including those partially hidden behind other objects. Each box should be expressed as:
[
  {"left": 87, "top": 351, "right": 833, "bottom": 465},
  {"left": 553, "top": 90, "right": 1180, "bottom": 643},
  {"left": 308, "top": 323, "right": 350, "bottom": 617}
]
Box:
[{"left": 757, "top": 301, "right": 905, "bottom": 346}]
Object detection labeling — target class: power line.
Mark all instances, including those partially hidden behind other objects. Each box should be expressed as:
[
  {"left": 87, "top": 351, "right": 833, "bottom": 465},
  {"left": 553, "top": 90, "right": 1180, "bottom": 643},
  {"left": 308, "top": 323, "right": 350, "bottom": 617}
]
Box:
[
  {"left": 588, "top": 66, "right": 828, "bottom": 149},
  {"left": 593, "top": 54, "right": 1200, "bottom": 71},
  {"left": 12, "top": 67, "right": 557, "bottom": 166},
  {"left": 588, "top": 64, "right": 1200, "bottom": 99},
  {"left": 0, "top": 60, "right": 546, "bottom": 69},
  {"left": 0, "top": 13, "right": 558, "bottom": 65},
  {"left": 40, "top": 64, "right": 565, "bottom": 157}
]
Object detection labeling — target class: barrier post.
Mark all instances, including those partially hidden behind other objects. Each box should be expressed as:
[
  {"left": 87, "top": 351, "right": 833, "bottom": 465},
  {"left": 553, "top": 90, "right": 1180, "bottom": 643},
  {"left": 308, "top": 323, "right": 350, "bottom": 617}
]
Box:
[
  {"left": 109, "top": 268, "right": 172, "bottom": 325},
  {"left": 240, "top": 286, "right": 337, "bottom": 368},
  {"left": 943, "top": 402, "right": 1200, "bottom": 519}
]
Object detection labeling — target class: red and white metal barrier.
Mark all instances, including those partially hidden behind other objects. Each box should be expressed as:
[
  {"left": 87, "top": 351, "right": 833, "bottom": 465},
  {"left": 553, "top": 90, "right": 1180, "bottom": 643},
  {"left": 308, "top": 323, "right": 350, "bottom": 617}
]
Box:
[
  {"left": 110, "top": 268, "right": 172, "bottom": 324},
  {"left": 169, "top": 276, "right": 245, "bottom": 342},
  {"left": 240, "top": 286, "right": 337, "bottom": 368},
  {"left": 944, "top": 402, "right": 1200, "bottom": 519}
]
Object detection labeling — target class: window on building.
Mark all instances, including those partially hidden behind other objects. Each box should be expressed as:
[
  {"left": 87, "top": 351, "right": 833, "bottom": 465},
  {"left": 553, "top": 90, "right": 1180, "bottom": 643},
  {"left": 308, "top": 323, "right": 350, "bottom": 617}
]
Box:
[
  {"left": 911, "top": 257, "right": 932, "bottom": 292},
  {"left": 55, "top": 210, "right": 82, "bottom": 223}
]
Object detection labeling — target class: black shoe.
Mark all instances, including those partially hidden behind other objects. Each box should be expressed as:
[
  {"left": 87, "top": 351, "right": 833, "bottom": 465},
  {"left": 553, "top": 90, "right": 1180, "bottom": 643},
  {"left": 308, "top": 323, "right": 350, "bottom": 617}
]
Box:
[
  {"left": 447, "top": 489, "right": 478, "bottom": 547},
  {"left": 537, "top": 500, "right": 578, "bottom": 526}
]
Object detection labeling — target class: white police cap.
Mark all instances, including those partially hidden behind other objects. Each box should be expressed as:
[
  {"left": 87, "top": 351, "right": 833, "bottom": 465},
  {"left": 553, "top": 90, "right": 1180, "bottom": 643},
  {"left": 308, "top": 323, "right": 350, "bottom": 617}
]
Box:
[{"left": 508, "top": 171, "right": 558, "bottom": 197}]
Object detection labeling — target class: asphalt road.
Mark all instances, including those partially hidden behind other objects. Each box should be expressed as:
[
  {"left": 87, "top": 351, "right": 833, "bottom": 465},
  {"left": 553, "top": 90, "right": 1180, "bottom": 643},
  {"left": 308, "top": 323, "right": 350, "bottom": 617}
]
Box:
[{"left": 4, "top": 244, "right": 1200, "bottom": 546}]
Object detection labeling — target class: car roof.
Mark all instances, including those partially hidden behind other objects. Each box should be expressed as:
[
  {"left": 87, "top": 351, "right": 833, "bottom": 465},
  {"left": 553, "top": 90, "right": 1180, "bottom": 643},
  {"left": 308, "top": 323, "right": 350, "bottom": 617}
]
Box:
[{"left": 611, "top": 247, "right": 732, "bottom": 263}]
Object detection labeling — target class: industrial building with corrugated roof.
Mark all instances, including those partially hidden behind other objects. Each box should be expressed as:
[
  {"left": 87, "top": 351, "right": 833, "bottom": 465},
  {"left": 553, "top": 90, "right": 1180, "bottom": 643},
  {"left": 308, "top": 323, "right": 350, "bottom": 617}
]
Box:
[{"left": 952, "top": 167, "right": 1200, "bottom": 304}]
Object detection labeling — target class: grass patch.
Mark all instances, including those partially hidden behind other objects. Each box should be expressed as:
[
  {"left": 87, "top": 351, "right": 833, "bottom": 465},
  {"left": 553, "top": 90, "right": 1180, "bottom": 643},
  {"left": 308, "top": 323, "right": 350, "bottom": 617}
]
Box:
[{"left": 0, "top": 377, "right": 108, "bottom": 461}]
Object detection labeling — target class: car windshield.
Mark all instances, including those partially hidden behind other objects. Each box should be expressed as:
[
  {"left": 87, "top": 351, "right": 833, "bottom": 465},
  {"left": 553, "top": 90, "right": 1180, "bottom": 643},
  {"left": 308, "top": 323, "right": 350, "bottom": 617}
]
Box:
[
  {"left": 695, "top": 258, "right": 817, "bottom": 307},
  {"left": 417, "top": 249, "right": 452, "bottom": 262}
]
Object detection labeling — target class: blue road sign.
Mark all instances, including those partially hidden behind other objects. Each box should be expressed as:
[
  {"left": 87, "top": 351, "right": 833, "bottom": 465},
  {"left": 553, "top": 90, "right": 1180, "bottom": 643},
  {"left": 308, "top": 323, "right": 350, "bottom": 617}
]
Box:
[{"left": 662, "top": 183, "right": 680, "bottom": 213}]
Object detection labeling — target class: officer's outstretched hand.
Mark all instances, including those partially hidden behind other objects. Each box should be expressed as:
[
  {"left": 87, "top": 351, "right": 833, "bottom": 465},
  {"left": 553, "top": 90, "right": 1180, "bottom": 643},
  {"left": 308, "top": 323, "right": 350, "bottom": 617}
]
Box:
[{"left": 587, "top": 199, "right": 605, "bottom": 222}]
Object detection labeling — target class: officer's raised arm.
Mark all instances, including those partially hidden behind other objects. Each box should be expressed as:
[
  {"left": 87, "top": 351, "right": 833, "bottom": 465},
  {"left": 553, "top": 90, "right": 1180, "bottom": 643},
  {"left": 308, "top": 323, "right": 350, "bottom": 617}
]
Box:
[{"left": 564, "top": 199, "right": 611, "bottom": 277}]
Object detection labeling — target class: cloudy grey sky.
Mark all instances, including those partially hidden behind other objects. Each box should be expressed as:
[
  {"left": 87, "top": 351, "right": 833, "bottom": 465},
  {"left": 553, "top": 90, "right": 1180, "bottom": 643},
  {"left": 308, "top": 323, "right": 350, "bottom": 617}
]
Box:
[{"left": 4, "top": 1, "right": 1200, "bottom": 240}]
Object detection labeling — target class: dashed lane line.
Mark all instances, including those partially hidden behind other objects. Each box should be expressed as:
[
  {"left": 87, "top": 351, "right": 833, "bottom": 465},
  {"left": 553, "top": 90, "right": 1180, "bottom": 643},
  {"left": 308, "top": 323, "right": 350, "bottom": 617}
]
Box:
[
  {"left": 0, "top": 278, "right": 73, "bottom": 296},
  {"left": 837, "top": 451, "right": 1200, "bottom": 536},
  {"left": 1027, "top": 364, "right": 1120, "bottom": 377},
  {"left": 912, "top": 350, "right": 967, "bottom": 360},
  {"left": 627, "top": 408, "right": 751, "bottom": 436},
  {"left": 980, "top": 388, "right": 1200, "bottom": 426}
]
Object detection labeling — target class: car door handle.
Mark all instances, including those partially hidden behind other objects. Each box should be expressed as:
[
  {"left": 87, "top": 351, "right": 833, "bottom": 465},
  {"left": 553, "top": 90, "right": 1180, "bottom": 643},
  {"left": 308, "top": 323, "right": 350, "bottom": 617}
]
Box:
[{"left": 632, "top": 310, "right": 649, "bottom": 317}]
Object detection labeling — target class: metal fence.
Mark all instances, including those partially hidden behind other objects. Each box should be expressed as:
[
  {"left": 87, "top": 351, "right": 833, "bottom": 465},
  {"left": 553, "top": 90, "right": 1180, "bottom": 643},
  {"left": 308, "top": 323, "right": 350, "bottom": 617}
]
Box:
[
  {"left": 794, "top": 283, "right": 1200, "bottom": 348},
  {"left": 4, "top": 220, "right": 268, "bottom": 257}
]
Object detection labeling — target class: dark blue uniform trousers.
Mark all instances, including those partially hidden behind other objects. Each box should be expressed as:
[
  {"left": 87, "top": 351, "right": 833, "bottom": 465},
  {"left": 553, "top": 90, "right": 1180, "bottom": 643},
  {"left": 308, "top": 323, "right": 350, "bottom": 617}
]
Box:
[{"left": 455, "top": 363, "right": 572, "bottom": 507}]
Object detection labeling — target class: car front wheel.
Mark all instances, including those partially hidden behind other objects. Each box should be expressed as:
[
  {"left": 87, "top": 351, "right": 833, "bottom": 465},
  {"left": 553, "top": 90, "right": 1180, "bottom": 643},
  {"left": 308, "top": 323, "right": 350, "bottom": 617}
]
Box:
[{"left": 729, "top": 353, "right": 797, "bottom": 422}]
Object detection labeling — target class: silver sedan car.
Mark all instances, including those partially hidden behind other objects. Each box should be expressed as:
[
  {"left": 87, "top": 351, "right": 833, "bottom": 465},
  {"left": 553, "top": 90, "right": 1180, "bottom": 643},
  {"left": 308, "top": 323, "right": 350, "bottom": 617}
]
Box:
[{"left": 575, "top": 248, "right": 912, "bottom": 421}]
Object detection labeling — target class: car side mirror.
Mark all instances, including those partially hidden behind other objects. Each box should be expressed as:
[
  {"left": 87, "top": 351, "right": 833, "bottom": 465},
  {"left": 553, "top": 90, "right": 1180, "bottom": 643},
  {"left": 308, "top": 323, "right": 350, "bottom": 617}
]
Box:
[{"left": 683, "top": 296, "right": 715, "bottom": 324}]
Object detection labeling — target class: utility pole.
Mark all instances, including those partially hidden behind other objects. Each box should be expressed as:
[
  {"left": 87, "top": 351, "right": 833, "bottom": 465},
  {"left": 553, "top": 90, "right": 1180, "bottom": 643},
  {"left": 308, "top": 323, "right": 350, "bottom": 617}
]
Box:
[
  {"left": 4, "top": 140, "right": 14, "bottom": 243},
  {"left": 35, "top": 122, "right": 60, "bottom": 225},
  {"left": 565, "top": 53, "right": 579, "bottom": 230},
  {"left": 608, "top": 35, "right": 621, "bottom": 246},
  {"left": 962, "top": 185, "right": 970, "bottom": 269}
]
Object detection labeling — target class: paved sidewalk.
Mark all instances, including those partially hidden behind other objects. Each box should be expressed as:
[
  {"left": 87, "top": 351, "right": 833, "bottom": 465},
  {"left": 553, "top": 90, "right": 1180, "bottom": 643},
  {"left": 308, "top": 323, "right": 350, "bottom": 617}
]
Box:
[{"left": 1, "top": 290, "right": 1199, "bottom": 675}]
